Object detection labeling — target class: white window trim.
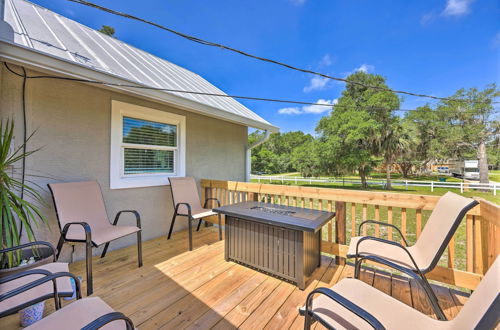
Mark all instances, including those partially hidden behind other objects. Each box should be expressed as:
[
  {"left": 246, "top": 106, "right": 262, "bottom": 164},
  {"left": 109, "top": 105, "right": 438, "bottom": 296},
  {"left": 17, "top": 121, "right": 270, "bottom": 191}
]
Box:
[{"left": 110, "top": 100, "right": 186, "bottom": 189}]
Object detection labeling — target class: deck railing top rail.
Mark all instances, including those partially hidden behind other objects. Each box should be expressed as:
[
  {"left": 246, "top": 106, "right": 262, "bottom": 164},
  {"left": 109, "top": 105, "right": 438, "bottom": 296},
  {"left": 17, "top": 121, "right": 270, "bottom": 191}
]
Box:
[{"left": 201, "top": 179, "right": 483, "bottom": 215}]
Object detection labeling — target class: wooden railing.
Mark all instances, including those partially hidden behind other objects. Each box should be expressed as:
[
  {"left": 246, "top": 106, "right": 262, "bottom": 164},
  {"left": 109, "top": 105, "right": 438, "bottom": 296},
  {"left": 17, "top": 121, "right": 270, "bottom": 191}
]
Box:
[{"left": 201, "top": 179, "right": 500, "bottom": 290}]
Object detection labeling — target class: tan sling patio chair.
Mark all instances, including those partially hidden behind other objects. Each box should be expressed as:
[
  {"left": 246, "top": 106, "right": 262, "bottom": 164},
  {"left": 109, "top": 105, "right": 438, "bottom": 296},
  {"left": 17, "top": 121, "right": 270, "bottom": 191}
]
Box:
[
  {"left": 168, "top": 177, "right": 222, "bottom": 251},
  {"left": 346, "top": 191, "right": 478, "bottom": 320},
  {"left": 302, "top": 256, "right": 500, "bottom": 330},
  {"left": 48, "top": 181, "right": 143, "bottom": 296},
  {"left": 24, "top": 297, "right": 134, "bottom": 330},
  {"left": 0, "top": 241, "right": 75, "bottom": 317}
]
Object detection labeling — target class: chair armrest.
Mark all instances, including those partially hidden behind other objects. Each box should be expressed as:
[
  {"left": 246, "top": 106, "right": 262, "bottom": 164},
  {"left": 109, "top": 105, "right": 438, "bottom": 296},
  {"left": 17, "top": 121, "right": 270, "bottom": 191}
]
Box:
[
  {"left": 60, "top": 222, "right": 92, "bottom": 243},
  {"left": 0, "top": 241, "right": 57, "bottom": 262},
  {"left": 0, "top": 271, "right": 82, "bottom": 302},
  {"left": 203, "top": 198, "right": 221, "bottom": 208},
  {"left": 81, "top": 311, "right": 135, "bottom": 330},
  {"left": 355, "top": 236, "right": 421, "bottom": 271},
  {"left": 0, "top": 269, "right": 52, "bottom": 285},
  {"left": 174, "top": 202, "right": 192, "bottom": 218},
  {"left": 305, "top": 287, "right": 385, "bottom": 330},
  {"left": 113, "top": 210, "right": 141, "bottom": 229},
  {"left": 358, "top": 220, "right": 408, "bottom": 246}
]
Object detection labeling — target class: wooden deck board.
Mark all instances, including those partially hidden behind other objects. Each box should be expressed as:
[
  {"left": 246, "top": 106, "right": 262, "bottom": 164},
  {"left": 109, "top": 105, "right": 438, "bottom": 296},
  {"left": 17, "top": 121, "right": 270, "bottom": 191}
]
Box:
[{"left": 1, "top": 227, "right": 468, "bottom": 329}]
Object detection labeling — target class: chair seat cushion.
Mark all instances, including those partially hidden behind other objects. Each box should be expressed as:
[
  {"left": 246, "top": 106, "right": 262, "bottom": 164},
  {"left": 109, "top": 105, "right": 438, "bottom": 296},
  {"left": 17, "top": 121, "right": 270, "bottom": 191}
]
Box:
[
  {"left": 65, "top": 224, "right": 140, "bottom": 246},
  {"left": 0, "top": 262, "right": 73, "bottom": 314},
  {"left": 192, "top": 208, "right": 218, "bottom": 220},
  {"left": 25, "top": 297, "right": 130, "bottom": 330},
  {"left": 308, "top": 278, "right": 441, "bottom": 330},
  {"left": 347, "top": 236, "right": 421, "bottom": 270}
]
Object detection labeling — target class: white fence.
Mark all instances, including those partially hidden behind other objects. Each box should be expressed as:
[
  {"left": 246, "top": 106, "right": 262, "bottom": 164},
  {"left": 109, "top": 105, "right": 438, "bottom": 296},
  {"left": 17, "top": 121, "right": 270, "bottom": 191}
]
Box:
[{"left": 251, "top": 175, "right": 498, "bottom": 196}]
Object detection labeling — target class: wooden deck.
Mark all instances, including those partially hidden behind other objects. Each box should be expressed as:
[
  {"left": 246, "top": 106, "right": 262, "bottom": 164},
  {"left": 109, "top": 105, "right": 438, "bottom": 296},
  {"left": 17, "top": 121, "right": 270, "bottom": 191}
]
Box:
[{"left": 2, "top": 227, "right": 469, "bottom": 329}]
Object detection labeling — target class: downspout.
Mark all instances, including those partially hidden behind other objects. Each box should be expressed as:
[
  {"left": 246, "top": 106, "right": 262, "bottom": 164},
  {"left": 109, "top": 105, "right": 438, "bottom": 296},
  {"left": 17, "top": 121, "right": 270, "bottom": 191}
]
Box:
[{"left": 246, "top": 130, "right": 270, "bottom": 182}]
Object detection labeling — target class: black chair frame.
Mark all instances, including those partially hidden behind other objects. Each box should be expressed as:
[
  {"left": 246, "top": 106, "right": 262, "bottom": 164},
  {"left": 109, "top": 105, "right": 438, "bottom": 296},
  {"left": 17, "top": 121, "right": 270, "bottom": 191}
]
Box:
[
  {"left": 48, "top": 184, "right": 143, "bottom": 296},
  {"left": 167, "top": 197, "right": 222, "bottom": 251},
  {"left": 350, "top": 199, "right": 478, "bottom": 321},
  {"left": 0, "top": 269, "right": 81, "bottom": 317},
  {"left": 301, "top": 287, "right": 386, "bottom": 330}
]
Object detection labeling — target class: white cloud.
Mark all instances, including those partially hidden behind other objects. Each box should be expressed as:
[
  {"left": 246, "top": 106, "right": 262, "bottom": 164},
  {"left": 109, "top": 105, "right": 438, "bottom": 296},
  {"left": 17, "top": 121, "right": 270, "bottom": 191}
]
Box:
[
  {"left": 303, "top": 76, "right": 330, "bottom": 92},
  {"left": 278, "top": 107, "right": 302, "bottom": 115},
  {"left": 442, "top": 0, "right": 473, "bottom": 17},
  {"left": 319, "top": 54, "right": 333, "bottom": 67},
  {"left": 420, "top": 12, "right": 436, "bottom": 25},
  {"left": 278, "top": 99, "right": 338, "bottom": 115},
  {"left": 355, "top": 64, "right": 374, "bottom": 73}
]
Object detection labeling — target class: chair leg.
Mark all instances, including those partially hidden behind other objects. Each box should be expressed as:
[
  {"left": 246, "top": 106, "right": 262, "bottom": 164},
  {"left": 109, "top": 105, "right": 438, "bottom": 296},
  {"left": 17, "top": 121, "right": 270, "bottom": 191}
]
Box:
[
  {"left": 419, "top": 273, "right": 447, "bottom": 321},
  {"left": 196, "top": 219, "right": 203, "bottom": 231},
  {"left": 101, "top": 242, "right": 110, "bottom": 259},
  {"left": 218, "top": 214, "right": 222, "bottom": 241},
  {"left": 85, "top": 240, "right": 93, "bottom": 296},
  {"left": 137, "top": 230, "right": 143, "bottom": 267},
  {"left": 304, "top": 311, "right": 313, "bottom": 330},
  {"left": 354, "top": 257, "right": 361, "bottom": 279},
  {"left": 167, "top": 213, "right": 177, "bottom": 239},
  {"left": 56, "top": 235, "right": 65, "bottom": 260},
  {"left": 188, "top": 217, "right": 193, "bottom": 251}
]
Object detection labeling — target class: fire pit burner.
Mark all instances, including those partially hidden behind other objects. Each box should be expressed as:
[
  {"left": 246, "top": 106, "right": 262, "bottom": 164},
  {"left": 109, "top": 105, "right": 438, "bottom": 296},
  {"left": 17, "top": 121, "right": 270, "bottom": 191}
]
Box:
[{"left": 250, "top": 206, "right": 296, "bottom": 216}]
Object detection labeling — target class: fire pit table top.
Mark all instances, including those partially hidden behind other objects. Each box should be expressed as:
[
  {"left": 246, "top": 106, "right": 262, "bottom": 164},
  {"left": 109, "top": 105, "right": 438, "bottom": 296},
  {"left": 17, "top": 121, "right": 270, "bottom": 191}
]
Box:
[{"left": 214, "top": 201, "right": 335, "bottom": 232}]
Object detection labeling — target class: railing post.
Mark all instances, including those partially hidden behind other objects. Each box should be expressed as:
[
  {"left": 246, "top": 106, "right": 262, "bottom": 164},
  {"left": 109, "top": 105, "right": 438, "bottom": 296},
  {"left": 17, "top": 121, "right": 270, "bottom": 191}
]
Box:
[
  {"left": 461, "top": 182, "right": 464, "bottom": 193},
  {"left": 335, "top": 201, "right": 346, "bottom": 265},
  {"left": 431, "top": 181, "right": 434, "bottom": 192},
  {"left": 405, "top": 180, "right": 408, "bottom": 190}
]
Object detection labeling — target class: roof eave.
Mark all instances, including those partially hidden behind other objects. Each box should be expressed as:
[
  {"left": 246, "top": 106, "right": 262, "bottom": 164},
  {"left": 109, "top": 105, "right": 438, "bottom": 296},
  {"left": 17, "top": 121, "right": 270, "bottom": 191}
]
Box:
[{"left": 0, "top": 41, "right": 280, "bottom": 133}]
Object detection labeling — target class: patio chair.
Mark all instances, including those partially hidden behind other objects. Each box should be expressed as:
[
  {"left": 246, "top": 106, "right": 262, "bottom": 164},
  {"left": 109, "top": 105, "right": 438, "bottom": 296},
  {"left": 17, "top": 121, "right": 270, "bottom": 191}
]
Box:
[
  {"left": 167, "top": 177, "right": 222, "bottom": 251},
  {"left": 0, "top": 241, "right": 75, "bottom": 317},
  {"left": 301, "top": 256, "right": 500, "bottom": 330},
  {"left": 24, "top": 297, "right": 134, "bottom": 330},
  {"left": 346, "top": 191, "right": 478, "bottom": 320},
  {"left": 48, "top": 180, "right": 143, "bottom": 296}
]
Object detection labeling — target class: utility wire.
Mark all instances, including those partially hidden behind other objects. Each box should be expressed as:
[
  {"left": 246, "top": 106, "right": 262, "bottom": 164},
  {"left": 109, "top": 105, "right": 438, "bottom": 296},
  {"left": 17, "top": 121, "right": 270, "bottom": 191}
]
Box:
[
  {"left": 67, "top": 0, "right": 499, "bottom": 105},
  {"left": 5, "top": 63, "right": 497, "bottom": 114}
]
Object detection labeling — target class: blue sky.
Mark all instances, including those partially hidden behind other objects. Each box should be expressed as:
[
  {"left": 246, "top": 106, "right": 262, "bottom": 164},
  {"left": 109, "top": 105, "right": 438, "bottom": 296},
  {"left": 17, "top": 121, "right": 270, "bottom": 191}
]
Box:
[{"left": 32, "top": 0, "right": 499, "bottom": 134}]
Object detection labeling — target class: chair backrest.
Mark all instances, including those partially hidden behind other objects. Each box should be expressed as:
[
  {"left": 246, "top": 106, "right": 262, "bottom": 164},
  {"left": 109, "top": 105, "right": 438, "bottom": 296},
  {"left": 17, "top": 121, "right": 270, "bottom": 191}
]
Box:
[
  {"left": 413, "top": 192, "right": 478, "bottom": 271},
  {"left": 451, "top": 257, "right": 499, "bottom": 329},
  {"left": 168, "top": 177, "right": 202, "bottom": 215},
  {"left": 48, "top": 181, "right": 110, "bottom": 230}
]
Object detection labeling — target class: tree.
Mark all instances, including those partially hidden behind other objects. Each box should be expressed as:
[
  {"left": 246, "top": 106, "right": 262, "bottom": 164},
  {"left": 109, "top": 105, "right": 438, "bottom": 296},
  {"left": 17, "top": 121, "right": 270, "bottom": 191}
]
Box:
[
  {"left": 99, "top": 25, "right": 116, "bottom": 37},
  {"left": 316, "top": 71, "right": 399, "bottom": 188},
  {"left": 249, "top": 130, "right": 313, "bottom": 174},
  {"left": 437, "top": 85, "right": 499, "bottom": 184}
]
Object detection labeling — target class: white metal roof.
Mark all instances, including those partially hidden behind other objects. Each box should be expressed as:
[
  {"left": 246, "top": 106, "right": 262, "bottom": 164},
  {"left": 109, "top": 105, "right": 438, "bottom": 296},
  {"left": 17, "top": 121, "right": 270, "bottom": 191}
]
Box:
[{"left": 0, "top": 0, "right": 278, "bottom": 132}]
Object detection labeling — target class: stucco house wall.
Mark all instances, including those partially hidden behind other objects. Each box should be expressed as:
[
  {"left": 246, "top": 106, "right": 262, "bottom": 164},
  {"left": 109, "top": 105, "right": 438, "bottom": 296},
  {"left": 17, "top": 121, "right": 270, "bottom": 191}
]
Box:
[{"left": 0, "top": 63, "right": 248, "bottom": 262}]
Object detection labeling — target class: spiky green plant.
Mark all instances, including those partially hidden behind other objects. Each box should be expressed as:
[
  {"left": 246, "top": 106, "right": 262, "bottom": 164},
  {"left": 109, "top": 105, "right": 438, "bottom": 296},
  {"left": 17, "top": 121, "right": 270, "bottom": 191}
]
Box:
[{"left": 1, "top": 119, "right": 47, "bottom": 268}]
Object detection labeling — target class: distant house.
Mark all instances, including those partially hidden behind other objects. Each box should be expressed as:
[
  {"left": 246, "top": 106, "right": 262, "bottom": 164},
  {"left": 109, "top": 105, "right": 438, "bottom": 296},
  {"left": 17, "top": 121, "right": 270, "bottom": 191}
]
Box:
[{"left": 0, "top": 0, "right": 278, "bottom": 260}]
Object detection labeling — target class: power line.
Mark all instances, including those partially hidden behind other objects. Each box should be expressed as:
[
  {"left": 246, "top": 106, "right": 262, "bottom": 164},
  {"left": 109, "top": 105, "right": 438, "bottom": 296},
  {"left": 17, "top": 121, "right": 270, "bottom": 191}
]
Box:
[
  {"left": 66, "top": 0, "right": 499, "bottom": 105},
  {"left": 4, "top": 63, "right": 498, "bottom": 115}
]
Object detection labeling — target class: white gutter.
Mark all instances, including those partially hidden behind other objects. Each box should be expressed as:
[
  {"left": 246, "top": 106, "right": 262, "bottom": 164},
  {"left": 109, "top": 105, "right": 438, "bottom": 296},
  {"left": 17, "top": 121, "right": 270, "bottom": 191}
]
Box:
[{"left": 246, "top": 130, "right": 271, "bottom": 182}]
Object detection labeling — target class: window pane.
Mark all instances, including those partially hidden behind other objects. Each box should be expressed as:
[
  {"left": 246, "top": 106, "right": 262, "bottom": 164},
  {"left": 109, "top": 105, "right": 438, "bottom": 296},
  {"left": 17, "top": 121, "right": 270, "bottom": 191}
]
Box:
[
  {"left": 123, "top": 117, "right": 176, "bottom": 147},
  {"left": 124, "top": 148, "right": 174, "bottom": 174}
]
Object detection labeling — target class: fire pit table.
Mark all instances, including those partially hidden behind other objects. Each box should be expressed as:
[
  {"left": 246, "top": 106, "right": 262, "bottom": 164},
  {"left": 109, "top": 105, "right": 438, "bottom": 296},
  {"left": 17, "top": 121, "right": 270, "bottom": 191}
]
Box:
[{"left": 214, "top": 201, "right": 335, "bottom": 289}]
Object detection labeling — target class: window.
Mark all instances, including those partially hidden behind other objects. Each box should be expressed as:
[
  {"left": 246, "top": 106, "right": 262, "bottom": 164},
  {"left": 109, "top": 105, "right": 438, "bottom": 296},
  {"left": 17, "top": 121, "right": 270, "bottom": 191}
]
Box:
[{"left": 110, "top": 101, "right": 186, "bottom": 189}]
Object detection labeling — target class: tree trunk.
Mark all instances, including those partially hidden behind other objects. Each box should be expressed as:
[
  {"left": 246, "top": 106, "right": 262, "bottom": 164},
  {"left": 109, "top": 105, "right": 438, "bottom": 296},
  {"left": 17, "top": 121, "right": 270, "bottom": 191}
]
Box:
[
  {"left": 385, "top": 156, "right": 392, "bottom": 190},
  {"left": 478, "top": 139, "right": 489, "bottom": 185},
  {"left": 359, "top": 167, "right": 368, "bottom": 189}
]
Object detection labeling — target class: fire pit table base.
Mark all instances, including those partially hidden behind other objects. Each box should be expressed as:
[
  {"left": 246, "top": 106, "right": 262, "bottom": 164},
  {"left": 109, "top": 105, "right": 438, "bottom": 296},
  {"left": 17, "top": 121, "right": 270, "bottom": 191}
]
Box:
[{"left": 225, "top": 215, "right": 321, "bottom": 289}]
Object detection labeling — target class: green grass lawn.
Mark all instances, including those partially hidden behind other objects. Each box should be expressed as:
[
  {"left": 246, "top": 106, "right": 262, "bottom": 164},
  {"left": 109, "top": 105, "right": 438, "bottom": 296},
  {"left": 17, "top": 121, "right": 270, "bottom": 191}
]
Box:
[{"left": 490, "top": 170, "right": 500, "bottom": 182}]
